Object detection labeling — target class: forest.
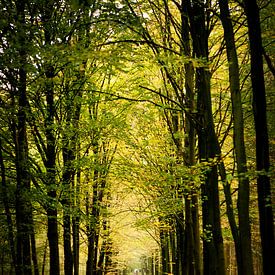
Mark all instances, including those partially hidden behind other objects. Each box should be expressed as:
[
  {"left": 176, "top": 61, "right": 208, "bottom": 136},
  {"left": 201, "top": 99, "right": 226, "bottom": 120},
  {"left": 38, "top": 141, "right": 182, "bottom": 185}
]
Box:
[{"left": 0, "top": 0, "right": 274, "bottom": 274}]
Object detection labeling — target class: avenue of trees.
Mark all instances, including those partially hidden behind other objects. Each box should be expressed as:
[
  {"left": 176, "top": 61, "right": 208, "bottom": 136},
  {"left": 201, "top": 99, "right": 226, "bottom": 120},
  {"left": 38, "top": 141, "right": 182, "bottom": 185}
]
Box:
[{"left": 0, "top": 0, "right": 274, "bottom": 274}]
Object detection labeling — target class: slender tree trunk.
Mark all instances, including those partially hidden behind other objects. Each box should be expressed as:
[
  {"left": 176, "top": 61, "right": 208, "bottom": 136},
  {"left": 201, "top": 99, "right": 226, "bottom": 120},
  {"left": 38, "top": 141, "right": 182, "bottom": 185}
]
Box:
[
  {"left": 218, "top": 162, "right": 241, "bottom": 272},
  {"left": 191, "top": 195, "right": 201, "bottom": 275},
  {"left": 186, "top": 1, "right": 225, "bottom": 274},
  {"left": 0, "top": 139, "right": 17, "bottom": 273},
  {"left": 72, "top": 214, "right": 80, "bottom": 275},
  {"left": 175, "top": 213, "right": 185, "bottom": 275},
  {"left": 42, "top": 240, "right": 47, "bottom": 275},
  {"left": 184, "top": 198, "right": 195, "bottom": 275},
  {"left": 218, "top": 1, "right": 254, "bottom": 274},
  {"left": 160, "top": 229, "right": 169, "bottom": 274},
  {"left": 31, "top": 227, "right": 39, "bottom": 275},
  {"left": 181, "top": 4, "right": 201, "bottom": 273},
  {"left": 169, "top": 229, "right": 176, "bottom": 274},
  {"left": 183, "top": 61, "right": 201, "bottom": 275},
  {"left": 62, "top": 84, "right": 82, "bottom": 275},
  {"left": 243, "top": 1, "right": 275, "bottom": 274},
  {"left": 45, "top": 74, "right": 60, "bottom": 275},
  {"left": 97, "top": 218, "right": 109, "bottom": 274},
  {"left": 87, "top": 154, "right": 100, "bottom": 275},
  {"left": 70, "top": 74, "right": 83, "bottom": 275},
  {"left": 73, "top": 168, "right": 81, "bottom": 275},
  {"left": 42, "top": 5, "right": 60, "bottom": 273},
  {"left": 62, "top": 146, "right": 74, "bottom": 275},
  {"left": 86, "top": 226, "right": 97, "bottom": 275},
  {"left": 63, "top": 197, "right": 73, "bottom": 275},
  {"left": 14, "top": 1, "right": 34, "bottom": 273},
  {"left": 86, "top": 196, "right": 98, "bottom": 275}
]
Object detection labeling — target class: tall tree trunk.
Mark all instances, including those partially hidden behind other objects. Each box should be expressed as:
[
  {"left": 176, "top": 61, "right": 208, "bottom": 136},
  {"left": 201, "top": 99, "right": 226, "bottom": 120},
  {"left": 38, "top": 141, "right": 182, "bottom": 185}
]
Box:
[
  {"left": 175, "top": 213, "right": 185, "bottom": 275},
  {"left": 62, "top": 147, "right": 74, "bottom": 275},
  {"left": 86, "top": 179, "right": 101, "bottom": 275},
  {"left": 86, "top": 143, "right": 100, "bottom": 275},
  {"left": 14, "top": 1, "right": 33, "bottom": 273},
  {"left": 181, "top": 4, "right": 201, "bottom": 273},
  {"left": 184, "top": 198, "right": 195, "bottom": 275},
  {"left": 183, "top": 60, "right": 201, "bottom": 275},
  {"left": 86, "top": 221, "right": 97, "bottom": 275},
  {"left": 45, "top": 72, "right": 60, "bottom": 274},
  {"left": 0, "top": 139, "right": 17, "bottom": 273},
  {"left": 97, "top": 216, "right": 109, "bottom": 274},
  {"left": 160, "top": 228, "right": 169, "bottom": 274},
  {"left": 31, "top": 225, "right": 39, "bottom": 275},
  {"left": 72, "top": 213, "right": 80, "bottom": 275},
  {"left": 62, "top": 125, "right": 74, "bottom": 275},
  {"left": 62, "top": 78, "right": 82, "bottom": 275},
  {"left": 42, "top": 4, "right": 60, "bottom": 274},
  {"left": 243, "top": 1, "right": 275, "bottom": 274},
  {"left": 186, "top": 1, "right": 225, "bottom": 274},
  {"left": 73, "top": 167, "right": 81, "bottom": 275},
  {"left": 218, "top": 0, "right": 254, "bottom": 274},
  {"left": 218, "top": 162, "right": 241, "bottom": 272},
  {"left": 167, "top": 227, "right": 176, "bottom": 274}
]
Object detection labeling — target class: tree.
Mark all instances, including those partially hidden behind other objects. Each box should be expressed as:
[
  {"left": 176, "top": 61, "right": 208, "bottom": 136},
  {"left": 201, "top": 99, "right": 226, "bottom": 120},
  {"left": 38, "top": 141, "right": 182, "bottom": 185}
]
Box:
[
  {"left": 243, "top": 0, "right": 275, "bottom": 274},
  {"left": 218, "top": 0, "right": 254, "bottom": 274},
  {"left": 186, "top": 0, "right": 226, "bottom": 274},
  {"left": 0, "top": 1, "right": 39, "bottom": 273}
]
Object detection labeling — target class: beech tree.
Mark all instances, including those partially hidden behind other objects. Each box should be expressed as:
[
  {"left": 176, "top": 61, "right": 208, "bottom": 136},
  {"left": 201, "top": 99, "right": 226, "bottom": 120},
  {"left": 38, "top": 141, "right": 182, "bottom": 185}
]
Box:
[
  {"left": 218, "top": 0, "right": 254, "bottom": 274},
  {"left": 243, "top": 0, "right": 275, "bottom": 274}
]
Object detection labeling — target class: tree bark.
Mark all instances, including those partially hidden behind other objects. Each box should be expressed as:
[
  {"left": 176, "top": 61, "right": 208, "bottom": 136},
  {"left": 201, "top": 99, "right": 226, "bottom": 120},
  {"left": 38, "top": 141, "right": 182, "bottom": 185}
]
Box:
[
  {"left": 175, "top": 213, "right": 185, "bottom": 275},
  {"left": 0, "top": 139, "right": 17, "bottom": 273},
  {"left": 15, "top": 1, "right": 34, "bottom": 273},
  {"left": 41, "top": 4, "right": 60, "bottom": 274},
  {"left": 160, "top": 228, "right": 169, "bottom": 274},
  {"left": 186, "top": 1, "right": 225, "bottom": 274},
  {"left": 45, "top": 72, "right": 60, "bottom": 275},
  {"left": 181, "top": 3, "right": 201, "bottom": 272},
  {"left": 62, "top": 124, "right": 74, "bottom": 275},
  {"left": 86, "top": 141, "right": 100, "bottom": 275},
  {"left": 243, "top": 1, "right": 275, "bottom": 274},
  {"left": 73, "top": 167, "right": 81, "bottom": 275},
  {"left": 218, "top": 0, "right": 254, "bottom": 274},
  {"left": 62, "top": 80, "right": 83, "bottom": 275}
]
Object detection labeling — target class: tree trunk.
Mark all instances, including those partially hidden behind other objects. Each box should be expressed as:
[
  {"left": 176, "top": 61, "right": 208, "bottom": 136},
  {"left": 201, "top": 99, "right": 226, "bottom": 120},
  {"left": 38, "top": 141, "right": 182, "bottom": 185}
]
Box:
[
  {"left": 243, "top": 1, "right": 275, "bottom": 274},
  {"left": 62, "top": 145, "right": 74, "bottom": 275},
  {"left": 86, "top": 226, "right": 97, "bottom": 275},
  {"left": 73, "top": 168, "right": 81, "bottom": 275},
  {"left": 218, "top": 162, "right": 241, "bottom": 273},
  {"left": 175, "top": 213, "right": 185, "bottom": 275},
  {"left": 42, "top": 5, "right": 60, "bottom": 273},
  {"left": 186, "top": 1, "right": 225, "bottom": 274},
  {"left": 62, "top": 81, "right": 83, "bottom": 275},
  {"left": 160, "top": 229, "right": 169, "bottom": 274},
  {"left": 218, "top": 0, "right": 254, "bottom": 274},
  {"left": 97, "top": 218, "right": 108, "bottom": 274},
  {"left": 0, "top": 139, "right": 17, "bottom": 273},
  {"left": 181, "top": 3, "right": 201, "bottom": 273},
  {"left": 14, "top": 1, "right": 33, "bottom": 273},
  {"left": 45, "top": 75, "right": 60, "bottom": 275},
  {"left": 169, "top": 229, "right": 176, "bottom": 274},
  {"left": 184, "top": 198, "right": 195, "bottom": 275},
  {"left": 183, "top": 61, "right": 201, "bottom": 275},
  {"left": 30, "top": 219, "right": 39, "bottom": 275},
  {"left": 86, "top": 150, "right": 100, "bottom": 275}
]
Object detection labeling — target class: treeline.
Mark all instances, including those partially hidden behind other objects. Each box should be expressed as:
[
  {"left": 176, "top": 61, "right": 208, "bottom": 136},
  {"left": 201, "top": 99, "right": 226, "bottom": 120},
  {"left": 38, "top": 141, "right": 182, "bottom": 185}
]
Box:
[{"left": 0, "top": 0, "right": 274, "bottom": 275}]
